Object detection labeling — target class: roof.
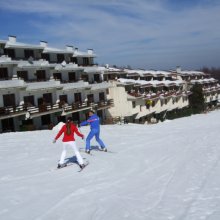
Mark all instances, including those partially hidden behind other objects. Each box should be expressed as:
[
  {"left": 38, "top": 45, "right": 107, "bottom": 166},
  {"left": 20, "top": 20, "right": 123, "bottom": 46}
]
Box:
[
  {"left": 83, "top": 66, "right": 106, "bottom": 73},
  {"left": 178, "top": 70, "right": 205, "bottom": 76},
  {"left": 54, "top": 63, "right": 84, "bottom": 71},
  {"left": 0, "top": 79, "right": 26, "bottom": 89},
  {"left": 0, "top": 56, "right": 19, "bottom": 65},
  {"left": 72, "top": 50, "right": 96, "bottom": 58},
  {"left": 90, "top": 82, "right": 112, "bottom": 91},
  {"left": 117, "top": 78, "right": 184, "bottom": 87},
  {"left": 191, "top": 78, "right": 217, "bottom": 84},
  {"left": 0, "top": 40, "right": 7, "bottom": 44},
  {"left": 123, "top": 69, "right": 173, "bottom": 77},
  {"left": 17, "top": 60, "right": 53, "bottom": 69},
  {"left": 26, "top": 80, "right": 63, "bottom": 91},
  {"left": 62, "top": 81, "right": 91, "bottom": 91},
  {"left": 5, "top": 41, "right": 44, "bottom": 50},
  {"left": 43, "top": 47, "right": 73, "bottom": 54}
]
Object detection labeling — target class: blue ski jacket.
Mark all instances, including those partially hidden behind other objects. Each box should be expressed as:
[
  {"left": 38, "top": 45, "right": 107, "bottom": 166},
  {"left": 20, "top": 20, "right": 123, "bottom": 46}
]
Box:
[{"left": 80, "top": 114, "right": 100, "bottom": 130}]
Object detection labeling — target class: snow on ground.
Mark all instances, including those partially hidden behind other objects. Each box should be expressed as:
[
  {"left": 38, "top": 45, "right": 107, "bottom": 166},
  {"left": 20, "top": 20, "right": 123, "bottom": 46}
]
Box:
[{"left": 1, "top": 111, "right": 220, "bottom": 220}]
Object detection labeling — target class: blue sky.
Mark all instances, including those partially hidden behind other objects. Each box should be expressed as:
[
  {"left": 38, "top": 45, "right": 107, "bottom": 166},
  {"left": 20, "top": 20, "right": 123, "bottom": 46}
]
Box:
[{"left": 0, "top": 0, "right": 220, "bottom": 70}]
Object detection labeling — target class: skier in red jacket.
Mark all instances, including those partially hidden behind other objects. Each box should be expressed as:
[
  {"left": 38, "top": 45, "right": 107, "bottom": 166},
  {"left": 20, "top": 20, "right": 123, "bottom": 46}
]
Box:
[{"left": 53, "top": 117, "right": 85, "bottom": 169}]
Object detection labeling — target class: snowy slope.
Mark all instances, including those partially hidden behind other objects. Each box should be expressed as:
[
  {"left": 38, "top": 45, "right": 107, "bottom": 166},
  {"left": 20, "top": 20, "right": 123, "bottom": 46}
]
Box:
[{"left": 1, "top": 111, "right": 220, "bottom": 220}]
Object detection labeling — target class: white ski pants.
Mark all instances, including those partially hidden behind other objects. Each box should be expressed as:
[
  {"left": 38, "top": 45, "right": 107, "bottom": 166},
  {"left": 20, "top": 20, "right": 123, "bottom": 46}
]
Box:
[{"left": 59, "top": 141, "right": 83, "bottom": 165}]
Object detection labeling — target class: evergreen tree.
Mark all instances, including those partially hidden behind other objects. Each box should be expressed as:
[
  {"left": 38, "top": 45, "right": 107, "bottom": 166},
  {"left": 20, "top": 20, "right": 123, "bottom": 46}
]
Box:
[{"left": 189, "top": 84, "right": 205, "bottom": 114}]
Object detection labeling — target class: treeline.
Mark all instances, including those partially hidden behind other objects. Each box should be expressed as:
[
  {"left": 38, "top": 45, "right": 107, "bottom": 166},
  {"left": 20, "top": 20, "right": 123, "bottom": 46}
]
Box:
[{"left": 200, "top": 67, "right": 220, "bottom": 81}]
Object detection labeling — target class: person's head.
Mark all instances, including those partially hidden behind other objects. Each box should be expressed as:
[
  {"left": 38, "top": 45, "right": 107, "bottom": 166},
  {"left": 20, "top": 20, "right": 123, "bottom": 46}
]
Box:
[
  {"left": 66, "top": 117, "right": 72, "bottom": 135},
  {"left": 66, "top": 117, "right": 72, "bottom": 123},
  {"left": 88, "top": 109, "right": 95, "bottom": 117}
]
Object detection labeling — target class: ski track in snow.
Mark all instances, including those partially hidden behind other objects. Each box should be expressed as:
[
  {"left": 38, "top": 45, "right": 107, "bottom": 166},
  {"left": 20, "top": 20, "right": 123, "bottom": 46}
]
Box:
[{"left": 1, "top": 111, "right": 220, "bottom": 219}]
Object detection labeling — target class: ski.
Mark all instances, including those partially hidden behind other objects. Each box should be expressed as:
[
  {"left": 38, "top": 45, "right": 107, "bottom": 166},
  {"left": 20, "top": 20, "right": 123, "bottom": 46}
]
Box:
[
  {"left": 79, "top": 149, "right": 94, "bottom": 156},
  {"left": 78, "top": 161, "right": 89, "bottom": 172},
  {"left": 93, "top": 149, "right": 116, "bottom": 154},
  {"left": 49, "top": 163, "right": 76, "bottom": 171}
]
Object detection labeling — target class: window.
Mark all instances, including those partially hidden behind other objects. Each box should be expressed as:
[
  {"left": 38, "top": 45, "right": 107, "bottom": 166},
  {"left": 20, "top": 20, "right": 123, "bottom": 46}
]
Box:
[
  {"left": 24, "top": 95, "right": 35, "bottom": 106},
  {"left": 43, "top": 93, "right": 52, "bottom": 104},
  {"left": 53, "top": 72, "right": 62, "bottom": 81},
  {"left": 41, "top": 53, "right": 50, "bottom": 62},
  {"left": 3, "top": 94, "right": 15, "bottom": 107},
  {"left": 0, "top": 68, "right": 8, "bottom": 79},
  {"left": 74, "top": 93, "right": 82, "bottom": 103},
  {"left": 41, "top": 115, "right": 51, "bottom": 126},
  {"left": 17, "top": 71, "right": 28, "bottom": 81},
  {"left": 68, "top": 72, "right": 76, "bottom": 82},
  {"left": 132, "top": 101, "right": 136, "bottom": 108},
  {"left": 70, "top": 57, "right": 78, "bottom": 64},
  {"left": 4, "top": 49, "right": 15, "bottom": 59},
  {"left": 94, "top": 74, "right": 100, "bottom": 83},
  {"left": 59, "top": 95, "right": 67, "bottom": 103},
  {"left": 87, "top": 94, "right": 94, "bottom": 103},
  {"left": 57, "top": 54, "right": 65, "bottom": 63},
  {"left": 99, "top": 92, "right": 105, "bottom": 101},
  {"left": 83, "top": 57, "right": 89, "bottom": 66},
  {"left": 81, "top": 73, "right": 88, "bottom": 81},
  {"left": 36, "top": 70, "right": 46, "bottom": 81},
  {"left": 24, "top": 49, "right": 34, "bottom": 59}
]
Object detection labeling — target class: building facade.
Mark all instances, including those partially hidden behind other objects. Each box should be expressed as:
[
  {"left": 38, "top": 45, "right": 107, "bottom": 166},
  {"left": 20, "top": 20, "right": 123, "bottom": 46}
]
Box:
[
  {"left": 0, "top": 36, "right": 113, "bottom": 132},
  {"left": 0, "top": 36, "right": 219, "bottom": 132}
]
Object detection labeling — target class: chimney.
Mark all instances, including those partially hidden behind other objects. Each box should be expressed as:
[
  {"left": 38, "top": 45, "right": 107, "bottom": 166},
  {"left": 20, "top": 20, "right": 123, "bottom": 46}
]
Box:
[
  {"left": 87, "top": 49, "right": 93, "bottom": 55},
  {"left": 66, "top": 45, "right": 74, "bottom": 52},
  {"left": 74, "top": 47, "right": 78, "bottom": 52},
  {"left": 40, "top": 41, "right": 48, "bottom": 47},
  {"left": 176, "top": 66, "right": 181, "bottom": 73},
  {"left": 8, "top": 35, "right": 16, "bottom": 43}
]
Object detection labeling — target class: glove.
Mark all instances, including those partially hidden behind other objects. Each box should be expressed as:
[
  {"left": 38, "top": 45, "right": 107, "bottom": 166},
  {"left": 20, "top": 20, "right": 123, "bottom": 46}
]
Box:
[{"left": 53, "top": 139, "right": 56, "bottom": 143}]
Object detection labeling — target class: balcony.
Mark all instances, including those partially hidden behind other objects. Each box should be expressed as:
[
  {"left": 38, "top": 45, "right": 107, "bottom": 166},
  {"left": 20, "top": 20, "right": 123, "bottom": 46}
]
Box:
[
  {"left": 0, "top": 99, "right": 115, "bottom": 120},
  {"left": 0, "top": 105, "right": 26, "bottom": 120},
  {"left": 96, "top": 99, "right": 114, "bottom": 110}
]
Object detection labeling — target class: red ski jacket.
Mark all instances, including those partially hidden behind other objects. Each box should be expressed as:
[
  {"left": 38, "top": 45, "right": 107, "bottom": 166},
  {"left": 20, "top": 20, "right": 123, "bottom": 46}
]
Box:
[{"left": 55, "top": 123, "right": 83, "bottom": 142}]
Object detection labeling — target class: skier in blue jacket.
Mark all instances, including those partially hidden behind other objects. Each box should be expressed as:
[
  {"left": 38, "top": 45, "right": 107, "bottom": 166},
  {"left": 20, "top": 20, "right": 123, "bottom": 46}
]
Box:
[{"left": 80, "top": 110, "right": 107, "bottom": 154}]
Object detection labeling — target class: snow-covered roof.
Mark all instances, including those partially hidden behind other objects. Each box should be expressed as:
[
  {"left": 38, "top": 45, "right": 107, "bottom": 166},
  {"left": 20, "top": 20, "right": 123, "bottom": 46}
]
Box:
[
  {"left": 0, "top": 56, "right": 19, "bottom": 65},
  {"left": 43, "top": 47, "right": 73, "bottom": 54},
  {"left": 0, "top": 39, "right": 7, "bottom": 44},
  {"left": 62, "top": 81, "right": 91, "bottom": 91},
  {"left": 123, "top": 69, "right": 172, "bottom": 77},
  {"left": 5, "top": 41, "right": 44, "bottom": 50},
  {"left": 117, "top": 78, "right": 136, "bottom": 85},
  {"left": 178, "top": 70, "right": 205, "bottom": 76},
  {"left": 54, "top": 63, "right": 84, "bottom": 71},
  {"left": 90, "top": 82, "right": 112, "bottom": 91},
  {"left": 0, "top": 79, "right": 26, "bottom": 89},
  {"left": 17, "top": 60, "right": 53, "bottom": 69},
  {"left": 72, "top": 50, "right": 96, "bottom": 58},
  {"left": 83, "top": 66, "right": 106, "bottom": 73},
  {"left": 106, "top": 67, "right": 124, "bottom": 72},
  {"left": 26, "top": 80, "right": 63, "bottom": 91},
  {"left": 117, "top": 78, "right": 184, "bottom": 87},
  {"left": 191, "top": 78, "right": 217, "bottom": 84}
]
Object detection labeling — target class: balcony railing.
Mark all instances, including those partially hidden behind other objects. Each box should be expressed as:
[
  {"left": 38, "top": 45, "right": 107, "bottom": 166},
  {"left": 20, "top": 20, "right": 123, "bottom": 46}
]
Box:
[
  {"left": 96, "top": 99, "right": 114, "bottom": 109},
  {"left": 0, "top": 99, "right": 115, "bottom": 119},
  {"left": 0, "top": 105, "right": 26, "bottom": 118}
]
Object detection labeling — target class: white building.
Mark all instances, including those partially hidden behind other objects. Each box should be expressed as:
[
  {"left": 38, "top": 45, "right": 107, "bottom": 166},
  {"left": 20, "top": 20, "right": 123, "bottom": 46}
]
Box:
[
  {"left": 0, "top": 36, "right": 113, "bottom": 132},
  {"left": 0, "top": 36, "right": 219, "bottom": 132}
]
